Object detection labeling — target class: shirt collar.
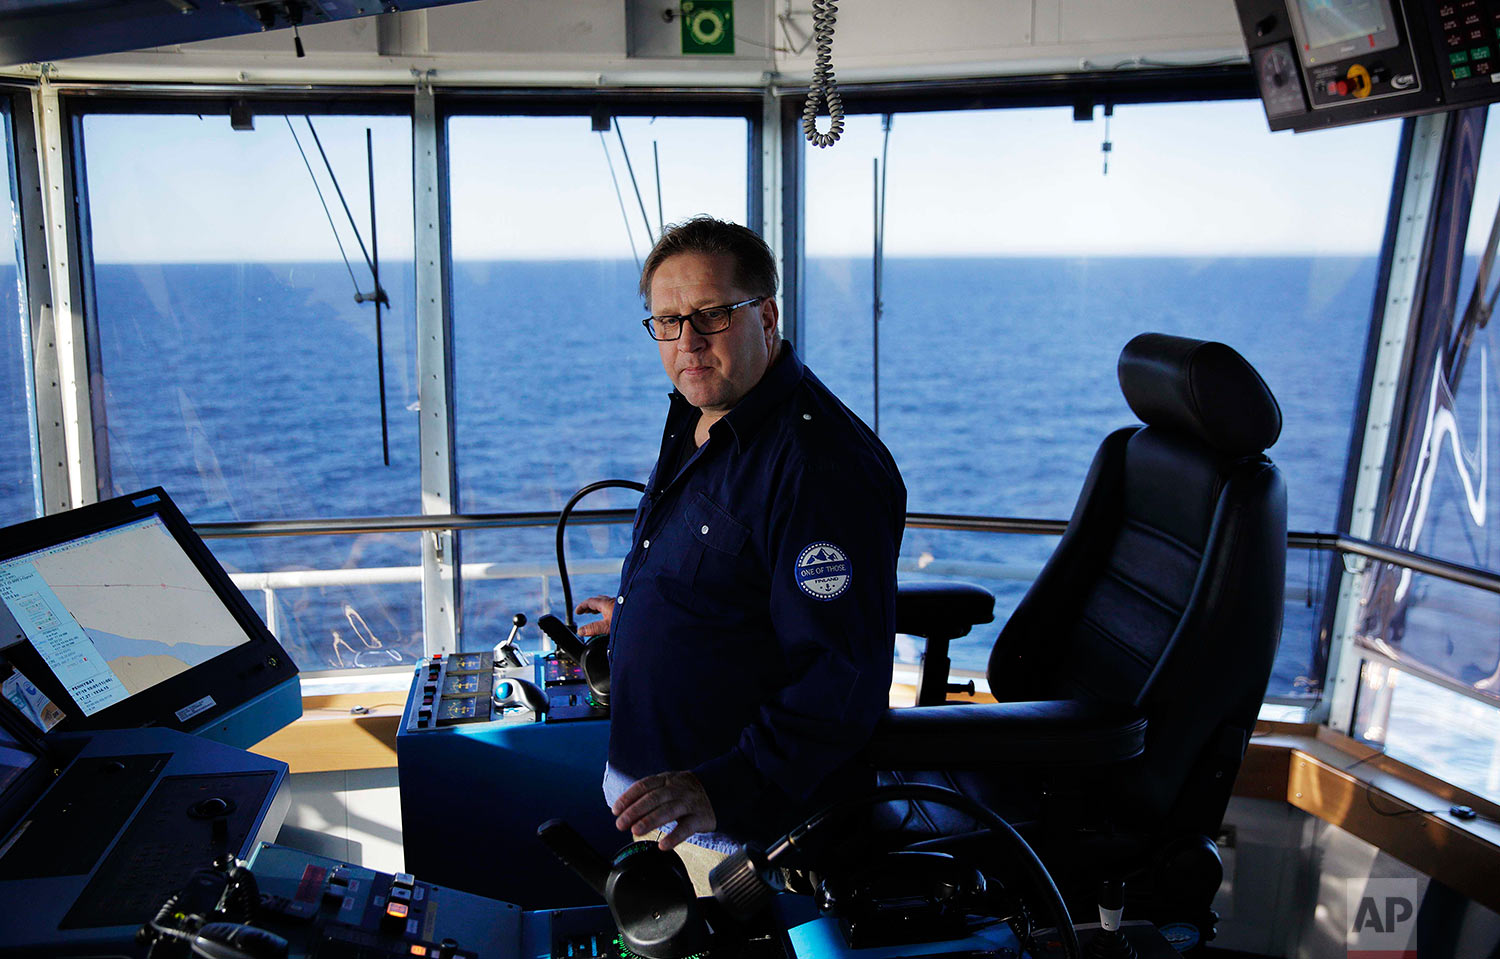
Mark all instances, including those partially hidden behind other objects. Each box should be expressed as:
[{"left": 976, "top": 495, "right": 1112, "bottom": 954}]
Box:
[{"left": 665, "top": 340, "right": 804, "bottom": 452}]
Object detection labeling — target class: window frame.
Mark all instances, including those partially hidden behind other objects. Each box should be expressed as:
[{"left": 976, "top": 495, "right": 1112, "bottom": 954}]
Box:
[
  {"left": 2, "top": 88, "right": 43, "bottom": 523},
  {"left": 781, "top": 72, "right": 1407, "bottom": 707},
  {"left": 56, "top": 87, "right": 765, "bottom": 677}
]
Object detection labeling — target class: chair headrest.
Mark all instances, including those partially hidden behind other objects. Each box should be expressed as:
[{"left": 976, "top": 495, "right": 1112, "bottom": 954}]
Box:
[{"left": 1117, "top": 332, "right": 1282, "bottom": 456}]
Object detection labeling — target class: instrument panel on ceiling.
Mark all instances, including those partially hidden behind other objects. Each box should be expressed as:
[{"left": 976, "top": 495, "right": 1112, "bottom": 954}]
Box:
[
  {"left": 1235, "top": 0, "right": 1500, "bottom": 131},
  {"left": 0, "top": 0, "right": 478, "bottom": 66}
]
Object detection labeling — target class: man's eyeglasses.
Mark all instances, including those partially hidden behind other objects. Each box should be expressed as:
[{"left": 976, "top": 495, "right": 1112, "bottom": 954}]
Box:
[{"left": 642, "top": 297, "right": 764, "bottom": 341}]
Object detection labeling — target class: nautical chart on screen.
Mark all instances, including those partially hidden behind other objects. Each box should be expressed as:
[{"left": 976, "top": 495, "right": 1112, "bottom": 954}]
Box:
[{"left": 0, "top": 515, "right": 250, "bottom": 716}]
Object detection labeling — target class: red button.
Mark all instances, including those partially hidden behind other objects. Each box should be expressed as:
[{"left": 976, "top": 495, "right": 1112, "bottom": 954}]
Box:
[{"left": 1337, "top": 80, "right": 1349, "bottom": 95}]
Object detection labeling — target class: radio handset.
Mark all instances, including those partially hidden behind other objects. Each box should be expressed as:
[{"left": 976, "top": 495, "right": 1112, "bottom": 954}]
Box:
[{"left": 538, "top": 614, "right": 611, "bottom": 708}]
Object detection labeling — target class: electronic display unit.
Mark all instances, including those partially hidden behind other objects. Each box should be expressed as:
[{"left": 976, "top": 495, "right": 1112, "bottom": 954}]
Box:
[
  {"left": 0, "top": 694, "right": 50, "bottom": 842},
  {"left": 1288, "top": 0, "right": 1402, "bottom": 63},
  {"left": 0, "top": 489, "right": 298, "bottom": 737}
]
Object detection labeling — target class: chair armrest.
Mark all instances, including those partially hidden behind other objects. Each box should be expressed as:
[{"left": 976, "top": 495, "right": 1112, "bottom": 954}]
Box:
[
  {"left": 863, "top": 701, "right": 1147, "bottom": 769},
  {"left": 896, "top": 581, "right": 996, "bottom": 640}
]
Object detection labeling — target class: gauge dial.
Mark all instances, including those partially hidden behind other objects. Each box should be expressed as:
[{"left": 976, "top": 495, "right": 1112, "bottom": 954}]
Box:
[{"left": 1256, "top": 42, "right": 1308, "bottom": 118}]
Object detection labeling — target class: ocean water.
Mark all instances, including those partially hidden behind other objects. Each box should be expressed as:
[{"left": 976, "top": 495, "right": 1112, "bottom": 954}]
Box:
[
  {"left": 8, "top": 254, "right": 1499, "bottom": 800},
  {"left": 4, "top": 258, "right": 1376, "bottom": 694}
]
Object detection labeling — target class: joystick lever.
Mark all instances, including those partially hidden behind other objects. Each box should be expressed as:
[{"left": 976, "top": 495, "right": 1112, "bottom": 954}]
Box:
[
  {"left": 495, "top": 613, "right": 529, "bottom": 668},
  {"left": 1084, "top": 879, "right": 1138, "bottom": 959}
]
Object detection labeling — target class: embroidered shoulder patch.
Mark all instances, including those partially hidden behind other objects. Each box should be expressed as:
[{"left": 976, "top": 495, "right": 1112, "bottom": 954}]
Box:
[{"left": 795, "top": 542, "right": 852, "bottom": 600}]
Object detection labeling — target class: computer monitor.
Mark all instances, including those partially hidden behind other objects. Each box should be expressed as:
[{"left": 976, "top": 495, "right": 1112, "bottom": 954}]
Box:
[
  {"left": 0, "top": 692, "right": 52, "bottom": 832},
  {"left": 0, "top": 489, "right": 298, "bottom": 737}
]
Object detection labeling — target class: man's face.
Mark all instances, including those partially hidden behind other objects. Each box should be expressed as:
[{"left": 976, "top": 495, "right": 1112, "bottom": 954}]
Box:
[{"left": 649, "top": 251, "right": 778, "bottom": 417}]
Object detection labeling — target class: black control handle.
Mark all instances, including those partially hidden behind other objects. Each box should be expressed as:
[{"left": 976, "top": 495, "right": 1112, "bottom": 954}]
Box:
[
  {"left": 537, "top": 818, "right": 610, "bottom": 897},
  {"left": 537, "top": 614, "right": 589, "bottom": 664},
  {"left": 503, "top": 613, "right": 527, "bottom": 646}
]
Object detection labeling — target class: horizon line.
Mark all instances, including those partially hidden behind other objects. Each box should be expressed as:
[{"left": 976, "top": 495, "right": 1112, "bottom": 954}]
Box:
[{"left": 83, "top": 251, "right": 1396, "bottom": 266}]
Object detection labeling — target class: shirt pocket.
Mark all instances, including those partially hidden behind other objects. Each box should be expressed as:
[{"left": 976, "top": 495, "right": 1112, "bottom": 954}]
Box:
[
  {"left": 685, "top": 491, "right": 749, "bottom": 558},
  {"left": 657, "top": 492, "right": 754, "bottom": 623}
]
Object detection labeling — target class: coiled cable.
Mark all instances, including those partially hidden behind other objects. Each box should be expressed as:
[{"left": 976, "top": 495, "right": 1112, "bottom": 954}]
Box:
[{"left": 802, "top": 0, "right": 843, "bottom": 147}]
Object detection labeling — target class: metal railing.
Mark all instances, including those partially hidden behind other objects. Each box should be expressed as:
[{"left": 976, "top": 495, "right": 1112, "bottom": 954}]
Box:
[
  {"left": 199, "top": 508, "right": 1500, "bottom": 597},
  {"left": 204, "top": 509, "right": 1500, "bottom": 696}
]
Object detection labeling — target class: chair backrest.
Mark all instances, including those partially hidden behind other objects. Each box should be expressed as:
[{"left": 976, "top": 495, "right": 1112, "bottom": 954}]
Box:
[{"left": 988, "top": 332, "right": 1287, "bottom": 833}]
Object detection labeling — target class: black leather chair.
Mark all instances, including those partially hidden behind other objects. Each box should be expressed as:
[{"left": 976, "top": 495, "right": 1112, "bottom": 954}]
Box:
[{"left": 872, "top": 332, "right": 1287, "bottom": 943}]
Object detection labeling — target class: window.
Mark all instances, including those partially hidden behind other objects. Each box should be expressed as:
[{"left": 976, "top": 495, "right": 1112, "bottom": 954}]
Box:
[
  {"left": 77, "top": 108, "right": 420, "bottom": 671},
  {"left": 445, "top": 112, "right": 750, "bottom": 651},
  {"left": 1, "top": 101, "right": 36, "bottom": 526},
  {"left": 803, "top": 100, "right": 1401, "bottom": 682},
  {"left": 1354, "top": 663, "right": 1500, "bottom": 802},
  {"left": 1351, "top": 104, "right": 1500, "bottom": 796}
]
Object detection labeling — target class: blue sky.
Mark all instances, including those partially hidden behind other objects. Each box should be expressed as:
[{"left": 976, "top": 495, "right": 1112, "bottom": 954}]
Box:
[{"left": 70, "top": 98, "right": 1417, "bottom": 262}]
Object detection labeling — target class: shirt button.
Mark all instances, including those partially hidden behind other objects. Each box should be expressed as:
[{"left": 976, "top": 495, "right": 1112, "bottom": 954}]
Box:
[
  {"left": 701, "top": 525, "right": 709, "bottom": 534},
  {"left": 643, "top": 539, "right": 650, "bottom": 548},
  {"left": 617, "top": 595, "right": 625, "bottom": 605},
  {"left": 803, "top": 413, "right": 812, "bottom": 420}
]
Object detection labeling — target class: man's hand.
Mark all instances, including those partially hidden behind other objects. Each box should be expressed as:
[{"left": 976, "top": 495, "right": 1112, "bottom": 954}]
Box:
[
  {"left": 574, "top": 595, "right": 615, "bottom": 637},
  {"left": 611, "top": 771, "right": 717, "bottom": 851}
]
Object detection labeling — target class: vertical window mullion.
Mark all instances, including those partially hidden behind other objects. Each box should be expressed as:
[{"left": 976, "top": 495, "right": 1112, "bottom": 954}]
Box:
[
  {"left": 6, "top": 92, "right": 44, "bottom": 520},
  {"left": 1319, "top": 112, "right": 1450, "bottom": 732},
  {"left": 414, "top": 80, "right": 458, "bottom": 656},
  {"left": 779, "top": 94, "right": 805, "bottom": 349},
  {"left": 36, "top": 85, "right": 95, "bottom": 511}
]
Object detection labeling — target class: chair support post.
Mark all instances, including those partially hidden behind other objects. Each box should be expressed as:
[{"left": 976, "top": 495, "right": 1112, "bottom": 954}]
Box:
[{"left": 915, "top": 635, "right": 953, "bottom": 706}]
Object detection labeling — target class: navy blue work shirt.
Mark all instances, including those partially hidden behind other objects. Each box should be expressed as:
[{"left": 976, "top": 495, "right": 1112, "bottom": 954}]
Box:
[{"left": 607, "top": 342, "right": 906, "bottom": 843}]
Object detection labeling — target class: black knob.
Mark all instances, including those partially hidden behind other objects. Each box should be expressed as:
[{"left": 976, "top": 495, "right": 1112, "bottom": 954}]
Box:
[{"left": 190, "top": 796, "right": 236, "bottom": 818}]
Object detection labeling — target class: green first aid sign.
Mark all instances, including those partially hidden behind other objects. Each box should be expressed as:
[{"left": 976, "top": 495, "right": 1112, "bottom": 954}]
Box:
[{"left": 681, "top": 0, "right": 734, "bottom": 55}]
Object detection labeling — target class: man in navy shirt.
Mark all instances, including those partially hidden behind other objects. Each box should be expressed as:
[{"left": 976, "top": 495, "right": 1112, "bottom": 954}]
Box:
[{"left": 575, "top": 217, "right": 905, "bottom": 875}]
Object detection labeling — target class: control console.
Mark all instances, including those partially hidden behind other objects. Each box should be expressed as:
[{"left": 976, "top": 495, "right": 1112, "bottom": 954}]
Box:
[
  {"left": 1233, "top": 0, "right": 1500, "bottom": 131},
  {"left": 404, "top": 650, "right": 605, "bottom": 733},
  {"left": 233, "top": 845, "right": 1182, "bottom": 959},
  {"left": 248, "top": 842, "right": 518, "bottom": 958},
  {"left": 242, "top": 843, "right": 800, "bottom": 959}
]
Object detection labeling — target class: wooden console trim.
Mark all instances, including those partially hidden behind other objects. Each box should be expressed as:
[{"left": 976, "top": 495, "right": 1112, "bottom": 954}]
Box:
[
  {"left": 254, "top": 685, "right": 998, "bottom": 772},
  {"left": 250, "top": 693, "right": 404, "bottom": 773},
  {"left": 1238, "top": 721, "right": 1500, "bottom": 913}
]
